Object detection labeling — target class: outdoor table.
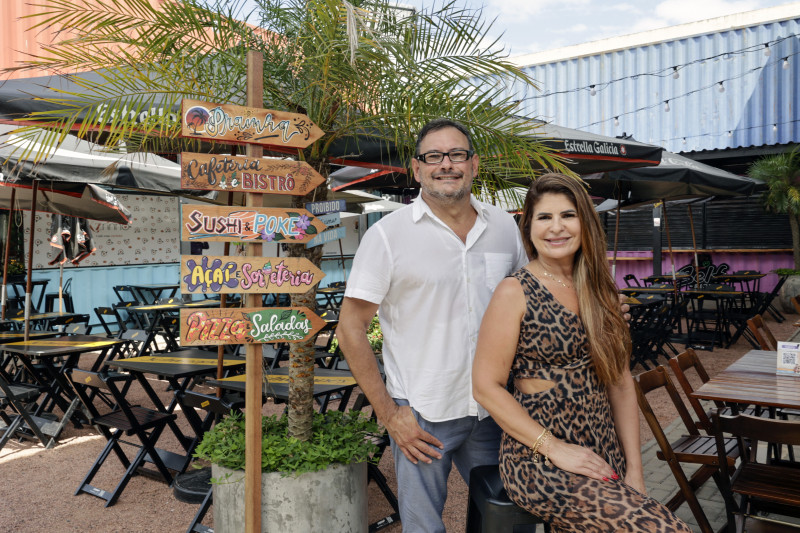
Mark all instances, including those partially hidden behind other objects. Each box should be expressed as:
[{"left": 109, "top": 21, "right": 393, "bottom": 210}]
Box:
[
  {"left": 691, "top": 349, "right": 800, "bottom": 411},
  {"left": 105, "top": 349, "right": 246, "bottom": 473},
  {"left": 9, "top": 311, "right": 84, "bottom": 331},
  {"left": 127, "top": 299, "right": 220, "bottom": 351},
  {"left": 0, "top": 334, "right": 127, "bottom": 438},
  {"left": 711, "top": 271, "right": 766, "bottom": 303},
  {"left": 684, "top": 284, "right": 743, "bottom": 349},
  {"left": 126, "top": 283, "right": 180, "bottom": 305},
  {"left": 208, "top": 367, "right": 358, "bottom": 414},
  {"left": 317, "top": 286, "right": 346, "bottom": 310},
  {"left": 641, "top": 273, "right": 690, "bottom": 286}
]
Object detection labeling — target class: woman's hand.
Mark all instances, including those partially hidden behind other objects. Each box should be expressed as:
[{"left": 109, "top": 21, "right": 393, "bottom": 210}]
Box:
[{"left": 546, "top": 438, "right": 617, "bottom": 482}]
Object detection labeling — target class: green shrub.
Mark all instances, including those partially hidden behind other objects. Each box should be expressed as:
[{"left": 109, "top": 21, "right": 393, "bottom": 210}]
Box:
[
  {"left": 329, "top": 315, "right": 382, "bottom": 354},
  {"left": 775, "top": 268, "right": 800, "bottom": 276},
  {"left": 194, "top": 410, "right": 380, "bottom": 476}
]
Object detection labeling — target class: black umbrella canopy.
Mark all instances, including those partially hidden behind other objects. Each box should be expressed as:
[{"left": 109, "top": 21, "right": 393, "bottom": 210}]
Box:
[{"left": 582, "top": 151, "right": 764, "bottom": 205}]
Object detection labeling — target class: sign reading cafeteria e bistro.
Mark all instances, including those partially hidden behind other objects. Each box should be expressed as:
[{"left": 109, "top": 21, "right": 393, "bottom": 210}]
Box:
[
  {"left": 181, "top": 205, "right": 326, "bottom": 243},
  {"left": 181, "top": 255, "right": 325, "bottom": 295},
  {"left": 180, "top": 307, "right": 327, "bottom": 345},
  {"left": 180, "top": 153, "right": 325, "bottom": 195},
  {"left": 181, "top": 99, "right": 324, "bottom": 148}
]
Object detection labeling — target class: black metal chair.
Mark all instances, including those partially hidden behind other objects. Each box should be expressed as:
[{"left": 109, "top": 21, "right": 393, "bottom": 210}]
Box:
[
  {"left": 94, "top": 306, "right": 126, "bottom": 337},
  {"left": 0, "top": 371, "right": 59, "bottom": 450}
]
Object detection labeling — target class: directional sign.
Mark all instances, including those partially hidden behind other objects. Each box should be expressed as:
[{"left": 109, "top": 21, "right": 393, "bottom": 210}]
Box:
[
  {"left": 181, "top": 205, "right": 326, "bottom": 243},
  {"left": 181, "top": 99, "right": 324, "bottom": 149},
  {"left": 305, "top": 226, "right": 346, "bottom": 248},
  {"left": 180, "top": 153, "right": 325, "bottom": 195},
  {"left": 317, "top": 212, "right": 341, "bottom": 227},
  {"left": 180, "top": 306, "right": 327, "bottom": 345},
  {"left": 305, "top": 199, "right": 346, "bottom": 215},
  {"left": 181, "top": 255, "right": 325, "bottom": 295}
]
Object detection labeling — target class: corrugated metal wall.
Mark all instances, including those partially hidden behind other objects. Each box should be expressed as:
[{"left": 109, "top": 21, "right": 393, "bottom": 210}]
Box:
[{"left": 510, "top": 17, "right": 800, "bottom": 154}]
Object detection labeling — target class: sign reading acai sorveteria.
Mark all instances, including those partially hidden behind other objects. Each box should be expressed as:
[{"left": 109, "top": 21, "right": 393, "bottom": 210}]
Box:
[
  {"left": 180, "top": 153, "right": 325, "bottom": 195},
  {"left": 181, "top": 205, "right": 326, "bottom": 243},
  {"left": 182, "top": 99, "right": 324, "bottom": 148},
  {"left": 180, "top": 306, "right": 326, "bottom": 345},
  {"left": 181, "top": 255, "right": 325, "bottom": 295}
]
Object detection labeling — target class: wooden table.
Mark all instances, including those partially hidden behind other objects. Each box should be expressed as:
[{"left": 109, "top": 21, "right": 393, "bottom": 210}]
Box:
[
  {"left": 691, "top": 349, "right": 800, "bottom": 410},
  {"left": 126, "top": 283, "right": 180, "bottom": 305},
  {"left": 0, "top": 334, "right": 127, "bottom": 442},
  {"left": 208, "top": 367, "right": 358, "bottom": 413},
  {"left": 106, "top": 349, "right": 246, "bottom": 473}
]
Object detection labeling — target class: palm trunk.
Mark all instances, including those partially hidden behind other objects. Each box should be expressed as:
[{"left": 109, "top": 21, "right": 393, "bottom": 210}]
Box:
[
  {"left": 792, "top": 214, "right": 800, "bottom": 270},
  {"left": 287, "top": 160, "right": 330, "bottom": 441}
]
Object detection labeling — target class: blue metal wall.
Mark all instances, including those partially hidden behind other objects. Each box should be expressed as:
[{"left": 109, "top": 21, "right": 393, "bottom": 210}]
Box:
[{"left": 509, "top": 17, "right": 800, "bottom": 154}]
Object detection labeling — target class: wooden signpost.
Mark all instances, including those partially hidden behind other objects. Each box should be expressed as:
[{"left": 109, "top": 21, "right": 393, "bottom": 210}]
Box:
[
  {"left": 181, "top": 98, "right": 324, "bottom": 148},
  {"left": 179, "top": 51, "right": 327, "bottom": 533},
  {"left": 180, "top": 152, "right": 325, "bottom": 195},
  {"left": 180, "top": 306, "right": 327, "bottom": 345},
  {"left": 181, "top": 205, "right": 326, "bottom": 243},
  {"left": 180, "top": 255, "right": 325, "bottom": 295},
  {"left": 306, "top": 198, "right": 346, "bottom": 215},
  {"left": 305, "top": 226, "right": 346, "bottom": 248}
]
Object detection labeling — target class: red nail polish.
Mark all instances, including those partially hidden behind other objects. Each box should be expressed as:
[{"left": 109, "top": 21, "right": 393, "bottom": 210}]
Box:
[
  {"left": 602, "top": 477, "right": 609, "bottom": 481},
  {"left": 611, "top": 474, "right": 619, "bottom": 480}
]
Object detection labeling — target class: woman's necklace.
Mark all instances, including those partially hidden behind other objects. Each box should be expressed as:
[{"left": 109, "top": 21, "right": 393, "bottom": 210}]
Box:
[{"left": 538, "top": 264, "right": 572, "bottom": 289}]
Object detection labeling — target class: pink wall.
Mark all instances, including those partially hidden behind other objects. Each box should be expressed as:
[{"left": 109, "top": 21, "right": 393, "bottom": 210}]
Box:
[{"left": 609, "top": 251, "right": 794, "bottom": 292}]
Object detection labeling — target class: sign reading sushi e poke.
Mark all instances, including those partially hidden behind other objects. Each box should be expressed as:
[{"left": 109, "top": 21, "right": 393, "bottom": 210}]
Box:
[
  {"left": 181, "top": 99, "right": 324, "bottom": 148},
  {"left": 180, "top": 255, "right": 325, "bottom": 295},
  {"left": 180, "top": 153, "right": 325, "bottom": 195},
  {"left": 181, "top": 205, "right": 326, "bottom": 243},
  {"left": 180, "top": 306, "right": 327, "bottom": 345}
]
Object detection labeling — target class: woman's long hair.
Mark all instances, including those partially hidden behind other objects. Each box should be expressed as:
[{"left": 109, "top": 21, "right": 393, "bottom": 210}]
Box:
[{"left": 518, "top": 173, "right": 631, "bottom": 385}]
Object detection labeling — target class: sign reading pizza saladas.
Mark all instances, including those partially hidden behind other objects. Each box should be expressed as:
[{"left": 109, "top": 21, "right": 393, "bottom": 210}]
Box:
[
  {"left": 180, "top": 152, "right": 325, "bottom": 195},
  {"left": 180, "top": 306, "right": 327, "bottom": 345},
  {"left": 181, "top": 99, "right": 324, "bottom": 148}
]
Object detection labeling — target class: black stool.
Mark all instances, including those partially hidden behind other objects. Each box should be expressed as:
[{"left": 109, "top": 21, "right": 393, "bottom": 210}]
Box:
[{"left": 466, "top": 464, "right": 548, "bottom": 533}]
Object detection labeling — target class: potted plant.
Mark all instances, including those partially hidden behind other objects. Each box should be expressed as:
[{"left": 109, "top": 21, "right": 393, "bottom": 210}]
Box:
[
  {"left": 749, "top": 148, "right": 800, "bottom": 312},
  {"left": 194, "top": 410, "right": 380, "bottom": 531}
]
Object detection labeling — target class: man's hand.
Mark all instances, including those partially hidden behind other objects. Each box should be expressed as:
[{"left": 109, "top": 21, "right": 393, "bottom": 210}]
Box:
[
  {"left": 384, "top": 404, "right": 444, "bottom": 464},
  {"left": 618, "top": 293, "right": 631, "bottom": 323}
]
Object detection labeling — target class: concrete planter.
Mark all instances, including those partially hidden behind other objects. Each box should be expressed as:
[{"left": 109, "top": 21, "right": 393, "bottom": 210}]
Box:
[
  {"left": 211, "top": 461, "right": 368, "bottom": 532},
  {"left": 778, "top": 274, "right": 800, "bottom": 314}
]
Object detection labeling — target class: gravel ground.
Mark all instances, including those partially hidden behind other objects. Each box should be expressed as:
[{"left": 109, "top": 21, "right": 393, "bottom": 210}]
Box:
[{"left": 1, "top": 313, "right": 794, "bottom": 532}]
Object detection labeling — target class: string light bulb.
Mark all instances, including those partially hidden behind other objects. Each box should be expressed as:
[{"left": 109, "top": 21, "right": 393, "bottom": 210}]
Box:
[
  {"left": 727, "top": 130, "right": 733, "bottom": 137},
  {"left": 717, "top": 81, "right": 725, "bottom": 93},
  {"left": 764, "top": 43, "right": 771, "bottom": 57},
  {"left": 682, "top": 137, "right": 687, "bottom": 144},
  {"left": 589, "top": 85, "right": 596, "bottom": 96},
  {"left": 783, "top": 57, "right": 790, "bottom": 69},
  {"left": 773, "top": 124, "right": 778, "bottom": 133},
  {"left": 613, "top": 116, "right": 619, "bottom": 126},
  {"left": 664, "top": 100, "right": 670, "bottom": 112},
  {"left": 672, "top": 67, "right": 680, "bottom": 79}
]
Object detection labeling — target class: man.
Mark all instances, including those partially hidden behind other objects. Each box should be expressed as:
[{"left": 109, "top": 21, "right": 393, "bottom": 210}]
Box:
[{"left": 338, "top": 118, "right": 528, "bottom": 532}]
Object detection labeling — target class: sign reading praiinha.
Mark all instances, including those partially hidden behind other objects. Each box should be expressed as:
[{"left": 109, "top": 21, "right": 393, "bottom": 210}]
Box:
[
  {"left": 181, "top": 205, "right": 326, "bottom": 243},
  {"left": 180, "top": 306, "right": 327, "bottom": 345},
  {"left": 180, "top": 153, "right": 325, "bottom": 195},
  {"left": 181, "top": 99, "right": 324, "bottom": 148},
  {"left": 180, "top": 256, "right": 325, "bottom": 295}
]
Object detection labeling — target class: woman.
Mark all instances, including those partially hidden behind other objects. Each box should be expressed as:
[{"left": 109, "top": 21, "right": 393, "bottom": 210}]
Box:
[{"left": 473, "top": 173, "right": 690, "bottom": 532}]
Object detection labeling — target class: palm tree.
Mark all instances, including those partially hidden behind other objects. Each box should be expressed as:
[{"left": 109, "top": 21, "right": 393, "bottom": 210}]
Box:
[
  {"left": 8, "top": 0, "right": 567, "bottom": 440},
  {"left": 749, "top": 148, "right": 800, "bottom": 269}
]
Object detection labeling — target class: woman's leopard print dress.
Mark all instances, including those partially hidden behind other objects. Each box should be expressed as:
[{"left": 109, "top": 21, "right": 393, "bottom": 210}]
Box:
[{"left": 499, "top": 268, "right": 691, "bottom": 532}]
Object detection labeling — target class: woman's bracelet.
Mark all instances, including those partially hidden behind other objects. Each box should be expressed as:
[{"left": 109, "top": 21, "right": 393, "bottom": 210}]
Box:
[{"left": 531, "top": 428, "right": 551, "bottom": 464}]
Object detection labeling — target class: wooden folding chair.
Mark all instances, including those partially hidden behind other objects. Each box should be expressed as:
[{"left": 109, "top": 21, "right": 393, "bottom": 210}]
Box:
[
  {"left": 747, "top": 314, "right": 776, "bottom": 351},
  {"left": 711, "top": 410, "right": 800, "bottom": 533},
  {"left": 351, "top": 393, "right": 400, "bottom": 532},
  {"left": 0, "top": 371, "right": 61, "bottom": 450},
  {"left": 634, "top": 365, "right": 739, "bottom": 533},
  {"left": 94, "top": 306, "right": 126, "bottom": 337},
  {"left": 68, "top": 368, "right": 177, "bottom": 507},
  {"left": 791, "top": 295, "right": 800, "bottom": 316},
  {"left": 176, "top": 390, "right": 242, "bottom": 533}
]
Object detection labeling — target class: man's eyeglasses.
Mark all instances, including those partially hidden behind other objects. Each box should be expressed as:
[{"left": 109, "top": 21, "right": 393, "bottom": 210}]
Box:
[{"left": 414, "top": 149, "right": 475, "bottom": 164}]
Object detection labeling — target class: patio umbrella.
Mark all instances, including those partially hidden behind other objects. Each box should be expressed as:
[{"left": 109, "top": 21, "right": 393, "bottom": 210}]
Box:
[
  {"left": 0, "top": 179, "right": 131, "bottom": 335},
  {"left": 584, "top": 151, "right": 764, "bottom": 277},
  {"left": 328, "top": 120, "right": 664, "bottom": 191}
]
